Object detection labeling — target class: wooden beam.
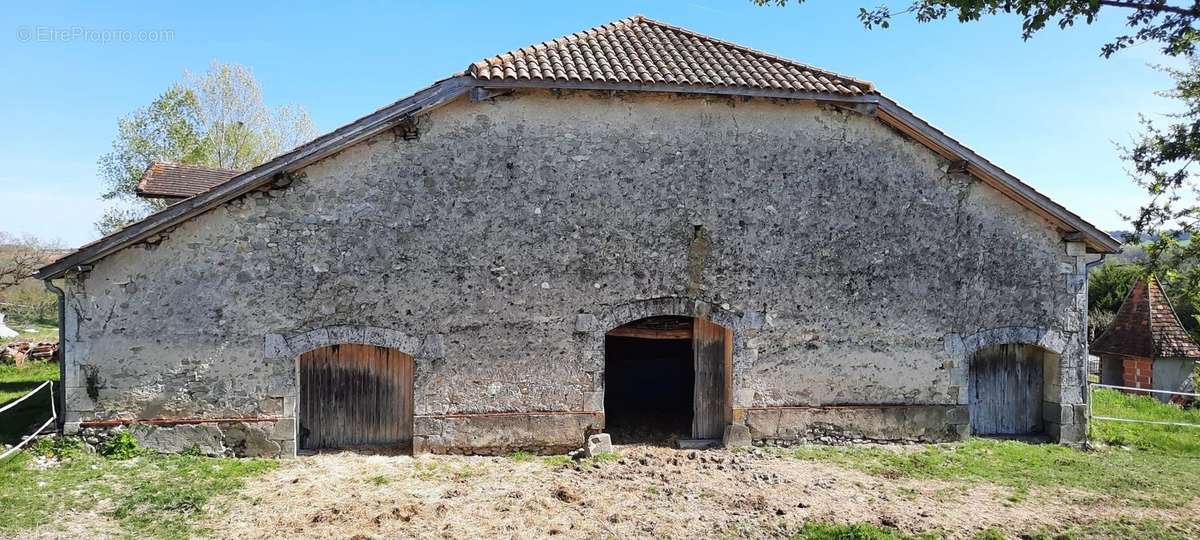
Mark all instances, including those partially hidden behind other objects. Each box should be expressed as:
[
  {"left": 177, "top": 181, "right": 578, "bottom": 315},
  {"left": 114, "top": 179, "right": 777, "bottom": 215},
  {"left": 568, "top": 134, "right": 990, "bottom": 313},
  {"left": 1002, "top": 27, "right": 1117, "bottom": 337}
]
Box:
[
  {"left": 476, "top": 78, "right": 882, "bottom": 105},
  {"left": 470, "top": 86, "right": 513, "bottom": 102},
  {"left": 606, "top": 326, "right": 692, "bottom": 340}
]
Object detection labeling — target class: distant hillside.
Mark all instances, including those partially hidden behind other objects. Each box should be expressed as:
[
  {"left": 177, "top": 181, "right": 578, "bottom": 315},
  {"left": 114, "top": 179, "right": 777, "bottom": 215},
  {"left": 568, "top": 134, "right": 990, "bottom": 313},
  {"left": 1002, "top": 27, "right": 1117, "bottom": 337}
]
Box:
[{"left": 1107, "top": 230, "right": 1192, "bottom": 243}]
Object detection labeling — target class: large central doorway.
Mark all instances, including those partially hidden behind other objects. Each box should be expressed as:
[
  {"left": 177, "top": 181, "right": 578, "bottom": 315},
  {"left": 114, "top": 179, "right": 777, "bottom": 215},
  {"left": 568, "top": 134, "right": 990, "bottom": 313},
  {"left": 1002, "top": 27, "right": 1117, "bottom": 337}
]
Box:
[{"left": 604, "top": 316, "right": 731, "bottom": 444}]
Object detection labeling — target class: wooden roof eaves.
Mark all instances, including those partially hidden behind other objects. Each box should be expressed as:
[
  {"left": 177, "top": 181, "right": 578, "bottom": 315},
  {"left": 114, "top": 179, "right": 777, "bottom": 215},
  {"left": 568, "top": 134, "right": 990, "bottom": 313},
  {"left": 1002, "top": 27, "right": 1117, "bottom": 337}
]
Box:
[
  {"left": 872, "top": 96, "right": 1120, "bottom": 254},
  {"left": 35, "top": 75, "right": 474, "bottom": 280}
]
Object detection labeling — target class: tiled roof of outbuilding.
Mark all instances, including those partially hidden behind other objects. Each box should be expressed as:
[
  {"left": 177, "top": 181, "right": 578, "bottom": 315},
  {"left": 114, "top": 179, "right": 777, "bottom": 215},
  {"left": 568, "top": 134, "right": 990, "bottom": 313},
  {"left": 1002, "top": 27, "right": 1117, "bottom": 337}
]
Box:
[
  {"left": 1092, "top": 277, "right": 1200, "bottom": 359},
  {"left": 469, "top": 15, "right": 873, "bottom": 96},
  {"left": 136, "top": 162, "right": 242, "bottom": 199}
]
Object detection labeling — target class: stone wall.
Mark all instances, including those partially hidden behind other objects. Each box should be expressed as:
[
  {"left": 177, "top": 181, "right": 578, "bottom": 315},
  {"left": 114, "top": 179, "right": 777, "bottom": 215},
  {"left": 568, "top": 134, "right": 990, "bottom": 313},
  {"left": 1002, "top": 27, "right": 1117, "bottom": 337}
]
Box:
[{"left": 59, "top": 89, "right": 1090, "bottom": 454}]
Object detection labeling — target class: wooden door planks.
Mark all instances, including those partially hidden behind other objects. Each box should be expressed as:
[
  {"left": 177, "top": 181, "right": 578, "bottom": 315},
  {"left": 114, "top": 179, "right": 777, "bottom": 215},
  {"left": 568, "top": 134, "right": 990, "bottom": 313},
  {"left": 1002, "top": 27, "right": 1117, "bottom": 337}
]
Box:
[
  {"left": 692, "top": 319, "right": 732, "bottom": 439},
  {"left": 969, "top": 343, "right": 1044, "bottom": 435},
  {"left": 298, "top": 344, "right": 413, "bottom": 450}
]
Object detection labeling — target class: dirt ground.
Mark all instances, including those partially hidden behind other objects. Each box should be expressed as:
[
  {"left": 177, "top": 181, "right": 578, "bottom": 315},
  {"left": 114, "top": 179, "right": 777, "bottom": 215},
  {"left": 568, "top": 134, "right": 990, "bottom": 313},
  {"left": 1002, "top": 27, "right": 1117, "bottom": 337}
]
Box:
[{"left": 206, "top": 445, "right": 1199, "bottom": 539}]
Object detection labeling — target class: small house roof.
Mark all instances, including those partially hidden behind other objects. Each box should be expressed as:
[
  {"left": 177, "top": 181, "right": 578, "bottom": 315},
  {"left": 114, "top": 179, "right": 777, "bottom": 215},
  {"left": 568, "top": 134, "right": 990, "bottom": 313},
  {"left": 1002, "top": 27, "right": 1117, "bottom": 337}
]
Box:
[
  {"left": 136, "top": 162, "right": 242, "bottom": 199},
  {"left": 1092, "top": 276, "right": 1200, "bottom": 359}
]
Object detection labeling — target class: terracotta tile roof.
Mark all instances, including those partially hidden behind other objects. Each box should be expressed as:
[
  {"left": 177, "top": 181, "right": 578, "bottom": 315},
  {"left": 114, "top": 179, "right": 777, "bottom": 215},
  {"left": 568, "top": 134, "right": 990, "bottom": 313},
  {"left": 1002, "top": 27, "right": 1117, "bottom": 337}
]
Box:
[
  {"left": 469, "top": 15, "right": 873, "bottom": 96},
  {"left": 136, "top": 162, "right": 242, "bottom": 199},
  {"left": 1092, "top": 277, "right": 1200, "bottom": 359}
]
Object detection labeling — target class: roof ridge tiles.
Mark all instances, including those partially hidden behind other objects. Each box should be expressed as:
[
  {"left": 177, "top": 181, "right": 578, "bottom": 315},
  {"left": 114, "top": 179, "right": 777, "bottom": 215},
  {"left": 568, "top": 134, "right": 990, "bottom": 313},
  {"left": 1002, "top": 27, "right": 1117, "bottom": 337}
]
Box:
[
  {"left": 467, "top": 14, "right": 873, "bottom": 96},
  {"left": 634, "top": 15, "right": 873, "bottom": 91}
]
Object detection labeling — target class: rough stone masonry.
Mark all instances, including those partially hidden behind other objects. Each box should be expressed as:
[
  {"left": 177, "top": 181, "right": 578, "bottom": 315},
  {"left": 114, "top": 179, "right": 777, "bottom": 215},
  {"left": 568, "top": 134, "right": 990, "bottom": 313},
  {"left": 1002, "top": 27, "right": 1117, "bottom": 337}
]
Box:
[{"left": 55, "top": 89, "right": 1097, "bottom": 456}]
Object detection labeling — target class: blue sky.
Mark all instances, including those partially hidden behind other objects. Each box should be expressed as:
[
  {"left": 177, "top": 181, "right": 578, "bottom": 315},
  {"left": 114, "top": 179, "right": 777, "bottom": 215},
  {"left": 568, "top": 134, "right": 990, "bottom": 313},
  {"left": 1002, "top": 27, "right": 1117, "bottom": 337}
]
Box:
[{"left": 0, "top": 1, "right": 1183, "bottom": 247}]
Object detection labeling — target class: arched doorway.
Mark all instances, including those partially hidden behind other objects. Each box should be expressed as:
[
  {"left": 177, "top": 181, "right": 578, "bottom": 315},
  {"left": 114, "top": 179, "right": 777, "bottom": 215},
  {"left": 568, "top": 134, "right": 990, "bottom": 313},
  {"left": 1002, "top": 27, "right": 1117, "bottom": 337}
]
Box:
[
  {"left": 604, "top": 316, "right": 731, "bottom": 444},
  {"left": 969, "top": 343, "right": 1054, "bottom": 436},
  {"left": 298, "top": 343, "right": 414, "bottom": 451}
]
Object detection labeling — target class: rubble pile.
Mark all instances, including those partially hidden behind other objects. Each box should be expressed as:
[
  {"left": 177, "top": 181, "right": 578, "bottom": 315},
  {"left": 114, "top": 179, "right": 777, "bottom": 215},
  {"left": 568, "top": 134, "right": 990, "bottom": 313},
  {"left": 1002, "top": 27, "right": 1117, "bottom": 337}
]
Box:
[{"left": 0, "top": 341, "right": 59, "bottom": 365}]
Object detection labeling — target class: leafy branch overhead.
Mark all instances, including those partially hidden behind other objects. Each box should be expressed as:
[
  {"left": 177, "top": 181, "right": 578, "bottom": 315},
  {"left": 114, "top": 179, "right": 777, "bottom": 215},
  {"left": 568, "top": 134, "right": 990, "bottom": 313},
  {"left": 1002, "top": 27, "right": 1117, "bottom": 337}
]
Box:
[
  {"left": 754, "top": 1, "right": 1200, "bottom": 57},
  {"left": 96, "top": 61, "right": 317, "bottom": 235}
]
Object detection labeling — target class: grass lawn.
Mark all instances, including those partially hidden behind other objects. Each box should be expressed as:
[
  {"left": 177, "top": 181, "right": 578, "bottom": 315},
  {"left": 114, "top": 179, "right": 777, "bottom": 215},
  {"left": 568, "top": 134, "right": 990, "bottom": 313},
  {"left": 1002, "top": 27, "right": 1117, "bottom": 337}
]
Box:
[
  {"left": 0, "top": 440, "right": 277, "bottom": 539},
  {"left": 1090, "top": 388, "right": 1200, "bottom": 454},
  {"left": 0, "top": 321, "right": 57, "bottom": 345},
  {"left": 0, "top": 360, "right": 59, "bottom": 447},
  {"left": 1, "top": 322, "right": 60, "bottom": 446},
  {"left": 791, "top": 520, "right": 1197, "bottom": 539},
  {"left": 0, "top": 360, "right": 58, "bottom": 405},
  {"left": 791, "top": 437, "right": 1198, "bottom": 508},
  {"left": 790, "top": 389, "right": 1200, "bottom": 512}
]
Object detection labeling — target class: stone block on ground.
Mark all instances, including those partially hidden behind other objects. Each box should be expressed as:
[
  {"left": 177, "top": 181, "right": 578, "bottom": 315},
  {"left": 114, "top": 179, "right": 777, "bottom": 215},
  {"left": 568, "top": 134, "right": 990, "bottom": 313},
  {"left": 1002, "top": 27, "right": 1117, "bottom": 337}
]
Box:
[
  {"left": 723, "top": 424, "right": 752, "bottom": 448},
  {"left": 223, "top": 422, "right": 282, "bottom": 457},
  {"left": 676, "top": 438, "right": 721, "bottom": 450},
  {"left": 585, "top": 433, "right": 612, "bottom": 457}
]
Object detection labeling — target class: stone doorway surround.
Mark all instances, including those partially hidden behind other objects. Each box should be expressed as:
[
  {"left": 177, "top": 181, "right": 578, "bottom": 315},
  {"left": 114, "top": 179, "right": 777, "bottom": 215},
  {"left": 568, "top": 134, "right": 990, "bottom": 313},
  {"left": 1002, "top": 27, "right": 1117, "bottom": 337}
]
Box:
[
  {"left": 574, "top": 297, "right": 766, "bottom": 432},
  {"left": 264, "top": 325, "right": 446, "bottom": 456}
]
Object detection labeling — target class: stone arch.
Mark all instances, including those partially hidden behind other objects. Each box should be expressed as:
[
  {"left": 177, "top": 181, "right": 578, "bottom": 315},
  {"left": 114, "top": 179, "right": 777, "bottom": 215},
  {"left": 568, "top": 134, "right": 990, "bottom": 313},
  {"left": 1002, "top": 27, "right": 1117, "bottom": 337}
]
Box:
[
  {"left": 945, "top": 326, "right": 1067, "bottom": 361},
  {"left": 264, "top": 325, "right": 446, "bottom": 361},
  {"left": 576, "top": 296, "right": 767, "bottom": 421},
  {"left": 262, "top": 325, "right": 447, "bottom": 454},
  {"left": 580, "top": 297, "right": 752, "bottom": 363},
  {"left": 597, "top": 297, "right": 742, "bottom": 333},
  {"left": 946, "top": 325, "right": 1086, "bottom": 444},
  {"left": 943, "top": 326, "right": 1066, "bottom": 405}
]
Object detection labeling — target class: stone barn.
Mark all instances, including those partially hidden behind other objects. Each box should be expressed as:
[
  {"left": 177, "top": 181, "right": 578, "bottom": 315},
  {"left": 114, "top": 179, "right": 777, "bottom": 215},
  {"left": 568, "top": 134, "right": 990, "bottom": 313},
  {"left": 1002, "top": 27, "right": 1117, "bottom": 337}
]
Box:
[
  {"left": 35, "top": 16, "right": 1120, "bottom": 457},
  {"left": 1092, "top": 277, "right": 1200, "bottom": 402}
]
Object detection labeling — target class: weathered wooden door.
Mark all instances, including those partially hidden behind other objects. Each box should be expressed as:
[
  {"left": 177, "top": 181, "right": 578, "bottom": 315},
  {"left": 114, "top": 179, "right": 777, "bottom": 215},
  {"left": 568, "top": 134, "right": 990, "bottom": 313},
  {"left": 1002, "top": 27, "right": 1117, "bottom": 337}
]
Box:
[
  {"left": 298, "top": 344, "right": 414, "bottom": 450},
  {"left": 692, "top": 318, "right": 732, "bottom": 439},
  {"left": 969, "top": 344, "right": 1044, "bottom": 435}
]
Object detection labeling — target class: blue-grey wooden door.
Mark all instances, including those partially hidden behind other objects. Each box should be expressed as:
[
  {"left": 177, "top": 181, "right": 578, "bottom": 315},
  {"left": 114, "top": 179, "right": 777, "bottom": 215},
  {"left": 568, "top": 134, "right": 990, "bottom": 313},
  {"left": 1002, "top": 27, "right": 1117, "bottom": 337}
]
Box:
[{"left": 969, "top": 344, "right": 1044, "bottom": 435}]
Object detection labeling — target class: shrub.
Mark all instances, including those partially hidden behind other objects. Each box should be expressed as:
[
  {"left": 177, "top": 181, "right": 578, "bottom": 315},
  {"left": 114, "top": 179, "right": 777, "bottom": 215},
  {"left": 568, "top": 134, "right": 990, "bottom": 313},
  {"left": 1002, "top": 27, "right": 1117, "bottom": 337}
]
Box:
[
  {"left": 29, "top": 436, "right": 84, "bottom": 459},
  {"left": 101, "top": 430, "right": 141, "bottom": 460}
]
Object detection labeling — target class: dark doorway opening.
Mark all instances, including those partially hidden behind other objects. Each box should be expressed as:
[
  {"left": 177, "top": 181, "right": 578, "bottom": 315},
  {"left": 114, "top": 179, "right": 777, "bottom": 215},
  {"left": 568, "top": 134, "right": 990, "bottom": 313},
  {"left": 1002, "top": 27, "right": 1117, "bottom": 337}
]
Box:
[{"left": 604, "top": 317, "right": 695, "bottom": 444}]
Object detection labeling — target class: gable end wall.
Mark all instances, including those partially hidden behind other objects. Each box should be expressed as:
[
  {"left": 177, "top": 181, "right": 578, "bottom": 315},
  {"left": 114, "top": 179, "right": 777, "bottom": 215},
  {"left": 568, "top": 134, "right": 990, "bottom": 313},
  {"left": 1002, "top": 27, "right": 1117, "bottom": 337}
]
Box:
[{"left": 58, "top": 90, "right": 1091, "bottom": 454}]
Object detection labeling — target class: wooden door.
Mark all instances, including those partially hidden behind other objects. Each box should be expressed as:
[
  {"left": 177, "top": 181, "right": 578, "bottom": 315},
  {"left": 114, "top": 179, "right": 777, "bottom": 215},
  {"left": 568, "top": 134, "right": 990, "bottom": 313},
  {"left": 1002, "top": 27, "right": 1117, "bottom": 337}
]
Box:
[
  {"left": 299, "top": 344, "right": 414, "bottom": 450},
  {"left": 692, "top": 318, "right": 732, "bottom": 439},
  {"left": 969, "top": 344, "right": 1044, "bottom": 435}
]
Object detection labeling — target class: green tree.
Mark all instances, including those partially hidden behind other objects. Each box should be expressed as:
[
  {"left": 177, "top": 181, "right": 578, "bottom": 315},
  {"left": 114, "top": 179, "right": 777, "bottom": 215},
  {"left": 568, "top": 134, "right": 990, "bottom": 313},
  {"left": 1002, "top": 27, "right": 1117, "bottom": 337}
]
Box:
[
  {"left": 1089, "top": 262, "right": 1142, "bottom": 313},
  {"left": 96, "top": 85, "right": 207, "bottom": 233},
  {"left": 753, "top": 1, "right": 1200, "bottom": 57},
  {"left": 96, "top": 61, "right": 316, "bottom": 235},
  {"left": 1124, "top": 58, "right": 1200, "bottom": 289}
]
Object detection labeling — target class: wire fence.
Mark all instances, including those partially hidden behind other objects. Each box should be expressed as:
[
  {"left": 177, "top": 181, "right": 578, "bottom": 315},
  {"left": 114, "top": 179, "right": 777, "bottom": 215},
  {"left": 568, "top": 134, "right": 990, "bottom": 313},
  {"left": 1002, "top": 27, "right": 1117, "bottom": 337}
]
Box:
[
  {"left": 1089, "top": 383, "right": 1200, "bottom": 429},
  {"left": 0, "top": 380, "right": 57, "bottom": 460}
]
